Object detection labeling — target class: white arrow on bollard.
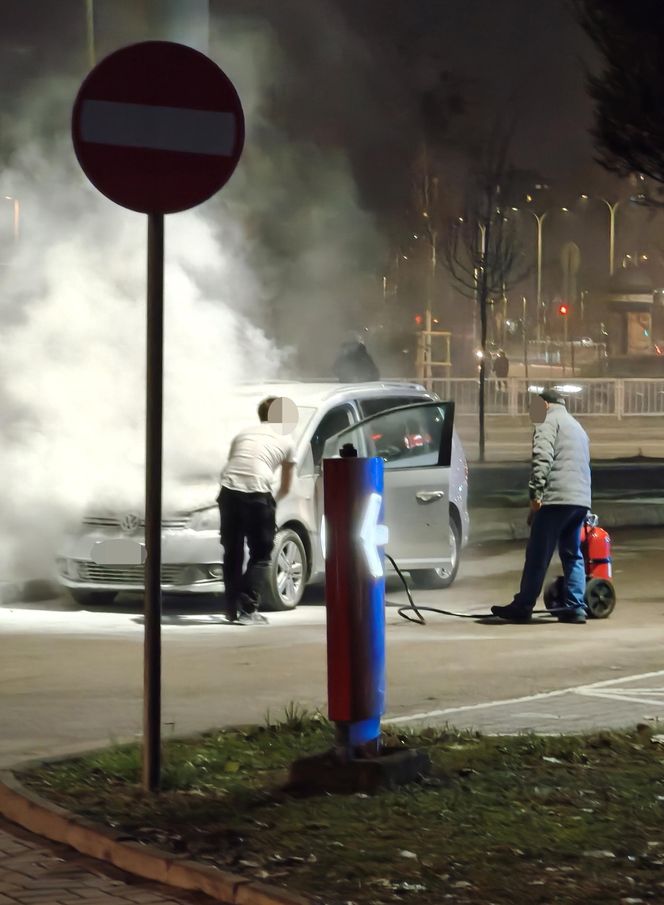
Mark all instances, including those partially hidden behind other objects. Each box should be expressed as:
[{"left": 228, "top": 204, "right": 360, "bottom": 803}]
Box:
[{"left": 358, "top": 493, "right": 389, "bottom": 579}]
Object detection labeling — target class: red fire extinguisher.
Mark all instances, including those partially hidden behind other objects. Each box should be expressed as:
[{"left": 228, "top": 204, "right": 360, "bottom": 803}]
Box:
[
  {"left": 581, "top": 520, "right": 612, "bottom": 581},
  {"left": 544, "top": 513, "right": 616, "bottom": 618}
]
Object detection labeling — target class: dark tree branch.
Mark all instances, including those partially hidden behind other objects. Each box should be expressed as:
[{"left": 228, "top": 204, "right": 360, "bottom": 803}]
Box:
[{"left": 573, "top": 0, "right": 664, "bottom": 185}]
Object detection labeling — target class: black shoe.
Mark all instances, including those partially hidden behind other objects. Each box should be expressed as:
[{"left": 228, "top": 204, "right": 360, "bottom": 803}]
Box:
[
  {"left": 490, "top": 603, "right": 532, "bottom": 623},
  {"left": 236, "top": 609, "right": 269, "bottom": 626},
  {"left": 557, "top": 609, "right": 587, "bottom": 624}
]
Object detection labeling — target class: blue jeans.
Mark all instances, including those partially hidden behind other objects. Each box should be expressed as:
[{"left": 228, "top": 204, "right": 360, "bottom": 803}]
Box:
[{"left": 513, "top": 505, "right": 589, "bottom": 613}]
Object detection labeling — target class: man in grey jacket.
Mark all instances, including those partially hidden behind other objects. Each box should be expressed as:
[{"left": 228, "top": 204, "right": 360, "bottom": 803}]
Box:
[{"left": 492, "top": 389, "right": 592, "bottom": 624}]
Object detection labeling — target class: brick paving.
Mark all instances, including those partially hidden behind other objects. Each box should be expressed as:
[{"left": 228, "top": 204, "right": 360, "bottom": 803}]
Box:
[{"left": 0, "top": 818, "right": 216, "bottom": 905}]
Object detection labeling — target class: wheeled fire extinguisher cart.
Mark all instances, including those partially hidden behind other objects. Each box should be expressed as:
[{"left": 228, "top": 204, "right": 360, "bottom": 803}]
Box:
[{"left": 544, "top": 512, "right": 616, "bottom": 618}]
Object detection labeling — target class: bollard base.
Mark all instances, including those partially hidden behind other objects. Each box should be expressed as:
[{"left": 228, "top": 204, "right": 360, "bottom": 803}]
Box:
[{"left": 287, "top": 746, "right": 431, "bottom": 796}]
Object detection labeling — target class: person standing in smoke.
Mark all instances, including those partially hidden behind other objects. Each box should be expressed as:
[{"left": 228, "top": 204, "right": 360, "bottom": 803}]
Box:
[
  {"left": 332, "top": 333, "right": 380, "bottom": 382},
  {"left": 493, "top": 349, "right": 509, "bottom": 392},
  {"left": 217, "top": 397, "right": 296, "bottom": 625}
]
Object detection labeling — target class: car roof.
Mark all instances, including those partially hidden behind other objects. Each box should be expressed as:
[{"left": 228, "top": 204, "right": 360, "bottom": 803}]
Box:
[{"left": 236, "top": 380, "right": 431, "bottom": 407}]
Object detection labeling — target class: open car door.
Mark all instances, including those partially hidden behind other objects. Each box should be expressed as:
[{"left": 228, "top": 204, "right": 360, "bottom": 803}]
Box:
[{"left": 322, "top": 401, "right": 455, "bottom": 570}]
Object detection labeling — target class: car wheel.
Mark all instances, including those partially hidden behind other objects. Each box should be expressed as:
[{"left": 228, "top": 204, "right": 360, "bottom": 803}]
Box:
[
  {"left": 68, "top": 590, "right": 118, "bottom": 607},
  {"left": 585, "top": 578, "right": 616, "bottom": 619},
  {"left": 410, "top": 518, "right": 461, "bottom": 590},
  {"left": 262, "top": 529, "right": 307, "bottom": 611}
]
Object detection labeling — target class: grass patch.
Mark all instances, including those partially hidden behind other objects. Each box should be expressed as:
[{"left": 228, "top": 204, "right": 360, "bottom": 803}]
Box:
[{"left": 19, "top": 714, "right": 664, "bottom": 904}]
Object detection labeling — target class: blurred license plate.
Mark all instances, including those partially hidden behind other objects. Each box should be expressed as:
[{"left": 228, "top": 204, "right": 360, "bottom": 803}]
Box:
[{"left": 91, "top": 539, "right": 146, "bottom": 565}]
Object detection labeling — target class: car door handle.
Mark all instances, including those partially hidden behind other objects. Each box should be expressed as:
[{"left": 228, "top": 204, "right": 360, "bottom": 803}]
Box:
[{"left": 416, "top": 491, "right": 445, "bottom": 504}]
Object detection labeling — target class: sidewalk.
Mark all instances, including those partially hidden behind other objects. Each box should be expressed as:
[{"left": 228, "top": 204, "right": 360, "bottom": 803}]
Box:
[
  {"left": 470, "top": 498, "right": 664, "bottom": 544},
  {"left": 0, "top": 817, "right": 212, "bottom": 905}
]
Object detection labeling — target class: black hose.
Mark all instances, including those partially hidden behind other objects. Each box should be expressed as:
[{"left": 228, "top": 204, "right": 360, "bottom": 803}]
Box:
[{"left": 385, "top": 552, "right": 563, "bottom": 624}]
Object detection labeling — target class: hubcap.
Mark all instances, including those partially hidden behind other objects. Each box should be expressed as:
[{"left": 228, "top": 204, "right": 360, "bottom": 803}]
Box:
[{"left": 276, "top": 540, "right": 304, "bottom": 604}]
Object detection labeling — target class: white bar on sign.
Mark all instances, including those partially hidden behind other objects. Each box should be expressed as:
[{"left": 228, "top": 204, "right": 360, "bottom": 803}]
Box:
[{"left": 80, "top": 99, "right": 236, "bottom": 156}]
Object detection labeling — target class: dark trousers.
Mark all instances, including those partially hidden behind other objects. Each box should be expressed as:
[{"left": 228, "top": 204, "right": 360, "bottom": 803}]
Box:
[
  {"left": 219, "top": 487, "right": 276, "bottom": 616},
  {"left": 513, "top": 504, "right": 589, "bottom": 613}
]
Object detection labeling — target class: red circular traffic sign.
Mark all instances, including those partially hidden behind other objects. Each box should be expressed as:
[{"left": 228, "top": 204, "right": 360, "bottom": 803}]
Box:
[{"left": 72, "top": 41, "right": 245, "bottom": 215}]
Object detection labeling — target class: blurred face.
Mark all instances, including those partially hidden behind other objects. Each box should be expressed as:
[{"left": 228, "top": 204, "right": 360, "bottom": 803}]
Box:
[
  {"left": 267, "top": 396, "right": 299, "bottom": 435},
  {"left": 530, "top": 396, "right": 549, "bottom": 424}
]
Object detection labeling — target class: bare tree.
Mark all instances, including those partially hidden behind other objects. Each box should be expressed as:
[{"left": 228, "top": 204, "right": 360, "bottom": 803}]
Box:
[{"left": 443, "top": 130, "right": 529, "bottom": 461}]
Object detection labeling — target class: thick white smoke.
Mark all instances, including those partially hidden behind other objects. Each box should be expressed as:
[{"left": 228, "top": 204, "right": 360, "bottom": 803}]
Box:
[
  {"left": 0, "top": 10, "right": 382, "bottom": 581},
  {"left": 0, "top": 133, "right": 283, "bottom": 579}
]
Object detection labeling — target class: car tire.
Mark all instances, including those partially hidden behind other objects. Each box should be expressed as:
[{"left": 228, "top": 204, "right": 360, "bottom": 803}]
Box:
[
  {"left": 68, "top": 590, "right": 118, "bottom": 607},
  {"left": 261, "top": 528, "right": 307, "bottom": 611},
  {"left": 410, "top": 518, "right": 461, "bottom": 590}
]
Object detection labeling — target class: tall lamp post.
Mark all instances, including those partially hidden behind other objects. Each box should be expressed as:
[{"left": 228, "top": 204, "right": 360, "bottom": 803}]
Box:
[
  {"left": 519, "top": 208, "right": 547, "bottom": 342},
  {"left": 515, "top": 204, "right": 572, "bottom": 342},
  {"left": 4, "top": 195, "right": 20, "bottom": 242},
  {"left": 580, "top": 194, "right": 621, "bottom": 277},
  {"left": 85, "top": 0, "right": 96, "bottom": 69}
]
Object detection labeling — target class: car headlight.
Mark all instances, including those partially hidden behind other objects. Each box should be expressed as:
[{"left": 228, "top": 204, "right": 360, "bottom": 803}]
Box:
[
  {"left": 189, "top": 506, "right": 220, "bottom": 532},
  {"left": 57, "top": 558, "right": 80, "bottom": 579}
]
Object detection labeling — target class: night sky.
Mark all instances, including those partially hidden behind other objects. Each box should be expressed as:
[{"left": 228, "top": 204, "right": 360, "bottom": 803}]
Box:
[
  {"left": 0, "top": 0, "right": 644, "bottom": 319},
  {"left": 339, "top": 0, "right": 600, "bottom": 185},
  {"left": 0, "top": 0, "right": 605, "bottom": 191}
]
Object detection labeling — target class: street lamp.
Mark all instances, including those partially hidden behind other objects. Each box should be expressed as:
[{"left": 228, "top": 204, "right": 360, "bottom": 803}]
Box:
[
  {"left": 514, "top": 204, "right": 571, "bottom": 342},
  {"left": 85, "top": 0, "right": 96, "bottom": 69},
  {"left": 523, "top": 208, "right": 547, "bottom": 342},
  {"left": 4, "top": 195, "right": 20, "bottom": 242},
  {"left": 579, "top": 194, "right": 622, "bottom": 276}
]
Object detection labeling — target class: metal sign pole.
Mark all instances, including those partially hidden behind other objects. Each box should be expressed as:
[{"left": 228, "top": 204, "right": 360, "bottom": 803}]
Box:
[
  {"left": 72, "top": 42, "right": 245, "bottom": 795},
  {"left": 143, "top": 211, "right": 164, "bottom": 792}
]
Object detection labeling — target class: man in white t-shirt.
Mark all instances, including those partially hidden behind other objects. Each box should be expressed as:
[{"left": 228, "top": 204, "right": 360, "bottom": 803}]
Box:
[{"left": 217, "top": 396, "right": 296, "bottom": 625}]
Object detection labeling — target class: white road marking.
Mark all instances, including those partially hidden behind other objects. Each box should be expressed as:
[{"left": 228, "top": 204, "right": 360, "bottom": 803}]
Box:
[
  {"left": 80, "top": 100, "right": 236, "bottom": 156},
  {"left": 387, "top": 688, "right": 572, "bottom": 724},
  {"left": 575, "top": 687, "right": 664, "bottom": 707},
  {"left": 387, "top": 669, "right": 664, "bottom": 724}
]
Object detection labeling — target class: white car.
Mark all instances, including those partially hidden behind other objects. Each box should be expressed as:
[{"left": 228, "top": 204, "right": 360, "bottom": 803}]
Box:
[{"left": 57, "top": 381, "right": 469, "bottom": 609}]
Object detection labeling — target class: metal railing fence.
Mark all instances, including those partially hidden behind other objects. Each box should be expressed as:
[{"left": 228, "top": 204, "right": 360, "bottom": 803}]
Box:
[{"left": 407, "top": 377, "right": 664, "bottom": 418}]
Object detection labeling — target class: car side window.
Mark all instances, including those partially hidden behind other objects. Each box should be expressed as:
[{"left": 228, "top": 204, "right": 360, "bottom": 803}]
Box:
[
  {"left": 367, "top": 405, "right": 443, "bottom": 468},
  {"left": 323, "top": 402, "right": 452, "bottom": 469},
  {"left": 310, "top": 405, "right": 355, "bottom": 466}
]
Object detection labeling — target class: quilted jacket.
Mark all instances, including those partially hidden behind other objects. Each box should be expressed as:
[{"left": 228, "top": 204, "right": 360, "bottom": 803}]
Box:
[{"left": 528, "top": 403, "right": 591, "bottom": 507}]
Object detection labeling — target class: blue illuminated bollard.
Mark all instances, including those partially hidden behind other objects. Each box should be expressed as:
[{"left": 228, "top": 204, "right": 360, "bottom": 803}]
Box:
[{"left": 323, "top": 444, "right": 388, "bottom": 756}]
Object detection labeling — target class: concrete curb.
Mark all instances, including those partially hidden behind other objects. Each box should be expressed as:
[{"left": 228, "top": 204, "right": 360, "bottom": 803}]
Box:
[
  {"left": 0, "top": 770, "right": 312, "bottom": 905},
  {"left": 469, "top": 501, "right": 664, "bottom": 545}
]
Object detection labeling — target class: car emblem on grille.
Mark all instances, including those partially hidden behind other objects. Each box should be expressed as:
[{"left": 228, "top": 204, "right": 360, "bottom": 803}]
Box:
[{"left": 120, "top": 513, "right": 141, "bottom": 534}]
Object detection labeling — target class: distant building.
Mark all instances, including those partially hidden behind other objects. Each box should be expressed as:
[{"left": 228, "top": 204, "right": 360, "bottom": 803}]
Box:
[{"left": 604, "top": 266, "right": 661, "bottom": 356}]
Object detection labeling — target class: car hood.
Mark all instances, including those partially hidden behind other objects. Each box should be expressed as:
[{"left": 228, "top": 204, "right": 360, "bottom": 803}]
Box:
[{"left": 85, "top": 478, "right": 219, "bottom": 519}]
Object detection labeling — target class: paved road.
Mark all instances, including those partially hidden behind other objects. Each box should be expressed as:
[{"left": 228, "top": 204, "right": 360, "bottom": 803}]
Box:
[
  {"left": 0, "top": 817, "right": 211, "bottom": 905},
  {"left": 456, "top": 416, "right": 664, "bottom": 461},
  {"left": 2, "top": 527, "right": 664, "bottom": 768}
]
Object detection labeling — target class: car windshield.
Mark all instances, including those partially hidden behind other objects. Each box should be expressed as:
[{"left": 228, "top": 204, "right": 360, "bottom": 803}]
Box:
[{"left": 292, "top": 406, "right": 316, "bottom": 440}]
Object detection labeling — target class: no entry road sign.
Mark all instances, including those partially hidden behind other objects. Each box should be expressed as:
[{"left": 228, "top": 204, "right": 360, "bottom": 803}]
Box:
[
  {"left": 72, "top": 40, "right": 245, "bottom": 214},
  {"left": 71, "top": 41, "right": 245, "bottom": 792}
]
